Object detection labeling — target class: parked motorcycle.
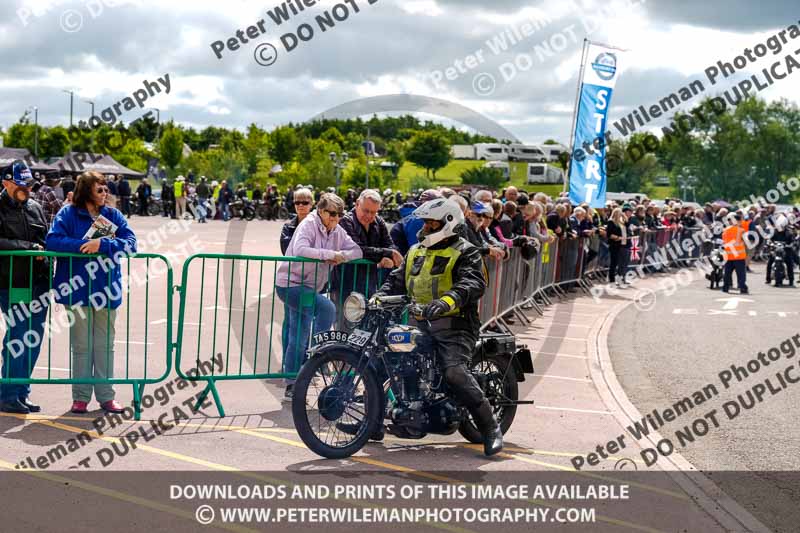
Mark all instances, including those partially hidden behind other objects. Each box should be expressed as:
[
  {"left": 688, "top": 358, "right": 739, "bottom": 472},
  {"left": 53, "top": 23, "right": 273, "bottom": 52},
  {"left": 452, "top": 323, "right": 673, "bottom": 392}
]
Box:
[
  {"left": 705, "top": 238, "right": 726, "bottom": 289},
  {"left": 256, "top": 199, "right": 289, "bottom": 220},
  {"left": 291, "top": 293, "right": 534, "bottom": 459},
  {"left": 768, "top": 241, "right": 789, "bottom": 286},
  {"left": 229, "top": 198, "right": 256, "bottom": 221}
]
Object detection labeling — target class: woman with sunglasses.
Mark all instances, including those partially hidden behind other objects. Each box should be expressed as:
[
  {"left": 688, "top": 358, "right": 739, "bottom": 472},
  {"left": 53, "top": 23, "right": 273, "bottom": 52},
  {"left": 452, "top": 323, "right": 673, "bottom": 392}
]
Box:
[
  {"left": 279, "top": 187, "right": 313, "bottom": 255},
  {"left": 276, "top": 193, "right": 362, "bottom": 401},
  {"left": 46, "top": 171, "right": 137, "bottom": 414}
]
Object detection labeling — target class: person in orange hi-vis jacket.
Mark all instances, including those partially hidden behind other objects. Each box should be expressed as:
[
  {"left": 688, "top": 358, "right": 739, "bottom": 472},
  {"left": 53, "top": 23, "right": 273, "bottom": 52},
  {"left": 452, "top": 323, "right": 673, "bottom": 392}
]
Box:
[{"left": 722, "top": 212, "right": 749, "bottom": 294}]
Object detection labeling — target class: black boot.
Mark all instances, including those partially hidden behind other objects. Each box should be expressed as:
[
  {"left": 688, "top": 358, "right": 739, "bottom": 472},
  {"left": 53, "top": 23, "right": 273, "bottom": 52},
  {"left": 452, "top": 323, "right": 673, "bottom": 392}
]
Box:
[{"left": 472, "top": 401, "right": 503, "bottom": 457}]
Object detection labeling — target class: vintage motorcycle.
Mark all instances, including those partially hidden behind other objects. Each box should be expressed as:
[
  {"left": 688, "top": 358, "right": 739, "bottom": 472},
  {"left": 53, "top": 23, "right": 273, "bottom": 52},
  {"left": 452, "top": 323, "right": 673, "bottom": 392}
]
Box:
[
  {"left": 768, "top": 241, "right": 789, "bottom": 286},
  {"left": 291, "top": 293, "right": 534, "bottom": 459}
]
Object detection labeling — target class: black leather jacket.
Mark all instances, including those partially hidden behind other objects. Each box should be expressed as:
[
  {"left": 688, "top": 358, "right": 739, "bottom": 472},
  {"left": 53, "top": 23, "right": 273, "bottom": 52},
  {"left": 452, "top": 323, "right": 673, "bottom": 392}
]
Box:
[
  {"left": 0, "top": 190, "right": 50, "bottom": 287},
  {"left": 379, "top": 236, "right": 486, "bottom": 333}
]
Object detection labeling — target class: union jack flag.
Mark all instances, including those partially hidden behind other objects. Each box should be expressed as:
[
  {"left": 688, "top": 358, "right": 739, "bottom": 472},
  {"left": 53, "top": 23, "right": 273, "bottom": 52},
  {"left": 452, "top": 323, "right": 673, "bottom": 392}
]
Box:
[{"left": 630, "top": 236, "right": 641, "bottom": 261}]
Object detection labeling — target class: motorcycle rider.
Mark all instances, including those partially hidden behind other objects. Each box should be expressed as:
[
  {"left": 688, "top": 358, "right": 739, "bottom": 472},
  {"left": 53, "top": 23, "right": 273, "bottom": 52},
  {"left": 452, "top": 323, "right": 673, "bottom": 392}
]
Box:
[
  {"left": 376, "top": 198, "right": 504, "bottom": 456},
  {"left": 766, "top": 213, "right": 796, "bottom": 286}
]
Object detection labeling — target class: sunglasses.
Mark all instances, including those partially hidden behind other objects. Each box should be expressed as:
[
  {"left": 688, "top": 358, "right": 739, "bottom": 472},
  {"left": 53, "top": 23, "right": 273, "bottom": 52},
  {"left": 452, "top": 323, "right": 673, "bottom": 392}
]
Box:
[
  {"left": 95, "top": 187, "right": 109, "bottom": 194},
  {"left": 477, "top": 213, "right": 492, "bottom": 219},
  {"left": 325, "top": 210, "right": 343, "bottom": 218},
  {"left": 295, "top": 201, "right": 311, "bottom": 206}
]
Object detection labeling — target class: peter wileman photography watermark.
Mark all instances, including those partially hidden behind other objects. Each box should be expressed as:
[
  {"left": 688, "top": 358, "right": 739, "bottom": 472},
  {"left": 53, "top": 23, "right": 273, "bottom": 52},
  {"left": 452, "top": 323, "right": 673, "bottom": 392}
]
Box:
[
  {"left": 208, "top": 0, "right": 381, "bottom": 67},
  {"left": 427, "top": 0, "right": 646, "bottom": 97},
  {"left": 571, "top": 332, "right": 800, "bottom": 470},
  {"left": 3, "top": 218, "right": 203, "bottom": 361},
  {"left": 589, "top": 176, "right": 800, "bottom": 311},
  {"left": 13, "top": 353, "right": 223, "bottom": 470}
]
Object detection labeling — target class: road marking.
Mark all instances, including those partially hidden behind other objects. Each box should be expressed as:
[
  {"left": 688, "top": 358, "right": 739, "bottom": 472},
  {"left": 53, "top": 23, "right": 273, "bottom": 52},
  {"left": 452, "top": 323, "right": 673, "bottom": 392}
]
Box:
[
  {"left": 672, "top": 308, "right": 698, "bottom": 315},
  {"left": 533, "top": 374, "right": 591, "bottom": 383},
  {"left": 521, "top": 335, "right": 587, "bottom": 342},
  {"left": 715, "top": 296, "right": 754, "bottom": 310},
  {"left": 534, "top": 405, "right": 613, "bottom": 415},
  {"left": 535, "top": 352, "right": 587, "bottom": 360},
  {"left": 3, "top": 413, "right": 684, "bottom": 530},
  {"left": 707, "top": 310, "right": 737, "bottom": 316},
  {"left": 355, "top": 455, "right": 671, "bottom": 532},
  {"left": 0, "top": 414, "right": 475, "bottom": 533},
  {"left": 33, "top": 366, "right": 71, "bottom": 373},
  {"left": 0, "top": 458, "right": 257, "bottom": 533},
  {"left": 533, "top": 322, "right": 591, "bottom": 328},
  {"left": 491, "top": 449, "right": 688, "bottom": 503}
]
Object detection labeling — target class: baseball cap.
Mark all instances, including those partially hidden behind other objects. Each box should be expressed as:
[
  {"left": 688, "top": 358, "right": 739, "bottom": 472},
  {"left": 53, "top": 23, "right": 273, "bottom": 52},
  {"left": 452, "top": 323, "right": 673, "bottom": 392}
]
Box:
[
  {"left": 621, "top": 203, "right": 632, "bottom": 211},
  {"left": 6, "top": 161, "right": 35, "bottom": 187},
  {"left": 471, "top": 202, "right": 492, "bottom": 215}
]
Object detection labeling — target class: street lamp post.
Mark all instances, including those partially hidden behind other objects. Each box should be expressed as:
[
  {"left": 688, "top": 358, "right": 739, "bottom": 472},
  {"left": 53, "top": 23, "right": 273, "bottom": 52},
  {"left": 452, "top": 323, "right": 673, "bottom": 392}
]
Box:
[
  {"left": 84, "top": 100, "right": 94, "bottom": 152},
  {"left": 330, "top": 151, "right": 349, "bottom": 190},
  {"left": 63, "top": 89, "right": 74, "bottom": 151},
  {"left": 62, "top": 90, "right": 74, "bottom": 127},
  {"left": 27, "top": 106, "right": 39, "bottom": 158},
  {"left": 151, "top": 107, "right": 161, "bottom": 146}
]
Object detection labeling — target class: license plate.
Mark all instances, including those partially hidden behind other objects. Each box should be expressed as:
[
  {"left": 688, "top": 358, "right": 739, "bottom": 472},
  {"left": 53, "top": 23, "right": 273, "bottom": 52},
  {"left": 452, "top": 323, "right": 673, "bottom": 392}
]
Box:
[
  {"left": 347, "top": 329, "right": 371, "bottom": 347},
  {"left": 311, "top": 331, "right": 350, "bottom": 346}
]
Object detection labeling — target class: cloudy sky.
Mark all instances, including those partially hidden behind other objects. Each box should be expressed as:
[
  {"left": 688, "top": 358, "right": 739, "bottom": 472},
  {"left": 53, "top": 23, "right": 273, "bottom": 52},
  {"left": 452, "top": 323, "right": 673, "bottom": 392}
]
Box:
[{"left": 2, "top": 0, "right": 798, "bottom": 145}]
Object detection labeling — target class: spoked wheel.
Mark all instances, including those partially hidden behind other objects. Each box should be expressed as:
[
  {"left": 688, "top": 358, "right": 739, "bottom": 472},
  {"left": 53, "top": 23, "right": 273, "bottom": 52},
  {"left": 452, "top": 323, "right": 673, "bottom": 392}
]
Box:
[
  {"left": 291, "top": 350, "right": 382, "bottom": 459},
  {"left": 458, "top": 355, "right": 519, "bottom": 444}
]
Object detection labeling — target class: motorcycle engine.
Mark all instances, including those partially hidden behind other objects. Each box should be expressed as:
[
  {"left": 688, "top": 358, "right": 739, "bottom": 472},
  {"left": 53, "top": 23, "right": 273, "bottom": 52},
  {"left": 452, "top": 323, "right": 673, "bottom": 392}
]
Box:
[{"left": 388, "top": 339, "right": 461, "bottom": 436}]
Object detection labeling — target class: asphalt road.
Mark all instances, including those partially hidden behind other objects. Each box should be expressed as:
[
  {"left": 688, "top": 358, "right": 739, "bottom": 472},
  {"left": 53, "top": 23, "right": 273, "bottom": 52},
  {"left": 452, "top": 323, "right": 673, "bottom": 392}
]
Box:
[{"left": 609, "top": 262, "right": 800, "bottom": 532}]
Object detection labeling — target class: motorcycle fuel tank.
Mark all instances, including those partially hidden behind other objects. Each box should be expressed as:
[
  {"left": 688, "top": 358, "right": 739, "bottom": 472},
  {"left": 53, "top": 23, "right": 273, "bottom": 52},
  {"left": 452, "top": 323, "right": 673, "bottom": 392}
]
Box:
[{"left": 385, "top": 325, "right": 422, "bottom": 352}]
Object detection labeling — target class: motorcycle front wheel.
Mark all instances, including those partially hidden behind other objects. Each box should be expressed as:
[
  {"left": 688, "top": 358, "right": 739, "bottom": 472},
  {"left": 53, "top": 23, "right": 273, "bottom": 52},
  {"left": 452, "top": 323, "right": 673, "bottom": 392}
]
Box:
[
  {"left": 244, "top": 207, "right": 256, "bottom": 221},
  {"left": 256, "top": 205, "right": 269, "bottom": 220},
  {"left": 278, "top": 206, "right": 289, "bottom": 219},
  {"left": 292, "top": 349, "right": 382, "bottom": 459},
  {"left": 458, "top": 354, "right": 519, "bottom": 444}
]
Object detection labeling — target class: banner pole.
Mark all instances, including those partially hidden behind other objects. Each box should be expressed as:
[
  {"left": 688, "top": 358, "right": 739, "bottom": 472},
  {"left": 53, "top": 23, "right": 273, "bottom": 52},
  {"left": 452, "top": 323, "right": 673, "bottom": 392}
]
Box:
[{"left": 564, "top": 38, "right": 590, "bottom": 195}]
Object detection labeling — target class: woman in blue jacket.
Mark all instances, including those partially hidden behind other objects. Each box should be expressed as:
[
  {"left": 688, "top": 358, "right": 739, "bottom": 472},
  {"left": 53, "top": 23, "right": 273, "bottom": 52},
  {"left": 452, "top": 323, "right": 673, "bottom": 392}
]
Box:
[{"left": 46, "top": 171, "right": 137, "bottom": 414}]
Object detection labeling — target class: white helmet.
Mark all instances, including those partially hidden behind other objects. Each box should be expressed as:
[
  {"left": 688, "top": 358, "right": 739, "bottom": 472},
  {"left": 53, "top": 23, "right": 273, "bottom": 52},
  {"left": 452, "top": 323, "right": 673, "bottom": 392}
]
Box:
[
  {"left": 413, "top": 198, "right": 464, "bottom": 248},
  {"left": 776, "top": 213, "right": 789, "bottom": 231}
]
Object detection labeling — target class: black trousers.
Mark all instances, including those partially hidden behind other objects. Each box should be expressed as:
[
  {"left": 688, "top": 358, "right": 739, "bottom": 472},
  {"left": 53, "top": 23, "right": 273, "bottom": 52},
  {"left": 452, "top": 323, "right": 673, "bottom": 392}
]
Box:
[
  {"left": 608, "top": 246, "right": 628, "bottom": 283},
  {"left": 766, "top": 250, "right": 796, "bottom": 283},
  {"left": 723, "top": 259, "right": 747, "bottom": 291},
  {"left": 426, "top": 326, "right": 496, "bottom": 432}
]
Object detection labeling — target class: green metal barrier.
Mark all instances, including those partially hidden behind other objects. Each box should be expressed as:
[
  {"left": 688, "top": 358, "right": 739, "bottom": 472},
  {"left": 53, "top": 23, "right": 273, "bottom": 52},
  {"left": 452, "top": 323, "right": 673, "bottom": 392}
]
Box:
[
  {"left": 174, "top": 254, "right": 387, "bottom": 416},
  {"left": 0, "top": 250, "right": 173, "bottom": 420}
]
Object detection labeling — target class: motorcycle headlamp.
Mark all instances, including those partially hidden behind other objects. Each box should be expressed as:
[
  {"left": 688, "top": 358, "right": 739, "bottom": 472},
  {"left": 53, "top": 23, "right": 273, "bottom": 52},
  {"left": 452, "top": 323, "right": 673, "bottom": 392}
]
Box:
[{"left": 343, "top": 292, "right": 366, "bottom": 324}]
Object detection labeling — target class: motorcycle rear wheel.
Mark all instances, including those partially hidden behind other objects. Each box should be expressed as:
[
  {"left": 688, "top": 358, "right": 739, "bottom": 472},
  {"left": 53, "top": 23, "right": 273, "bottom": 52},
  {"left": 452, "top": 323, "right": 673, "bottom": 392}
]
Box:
[
  {"left": 458, "top": 355, "right": 519, "bottom": 444},
  {"left": 292, "top": 349, "right": 382, "bottom": 459}
]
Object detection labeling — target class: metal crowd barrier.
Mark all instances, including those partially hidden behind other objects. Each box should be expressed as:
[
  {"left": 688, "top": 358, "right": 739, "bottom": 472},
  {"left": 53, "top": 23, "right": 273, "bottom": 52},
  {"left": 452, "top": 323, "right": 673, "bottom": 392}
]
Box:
[
  {"left": 0, "top": 251, "right": 172, "bottom": 420},
  {"left": 173, "top": 254, "right": 386, "bottom": 416}
]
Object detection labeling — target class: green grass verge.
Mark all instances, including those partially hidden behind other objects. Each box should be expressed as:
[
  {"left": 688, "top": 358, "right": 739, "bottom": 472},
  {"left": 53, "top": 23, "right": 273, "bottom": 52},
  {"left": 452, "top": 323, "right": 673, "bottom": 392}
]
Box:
[{"left": 391, "top": 159, "right": 677, "bottom": 199}]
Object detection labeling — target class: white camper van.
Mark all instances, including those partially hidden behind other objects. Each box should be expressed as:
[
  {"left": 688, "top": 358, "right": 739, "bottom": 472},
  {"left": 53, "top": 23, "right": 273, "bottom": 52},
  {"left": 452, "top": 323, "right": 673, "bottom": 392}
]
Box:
[
  {"left": 474, "top": 143, "right": 509, "bottom": 161},
  {"left": 508, "top": 144, "right": 548, "bottom": 162},
  {"left": 540, "top": 144, "right": 567, "bottom": 163},
  {"left": 450, "top": 144, "right": 475, "bottom": 159},
  {"left": 527, "top": 163, "right": 564, "bottom": 185}
]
